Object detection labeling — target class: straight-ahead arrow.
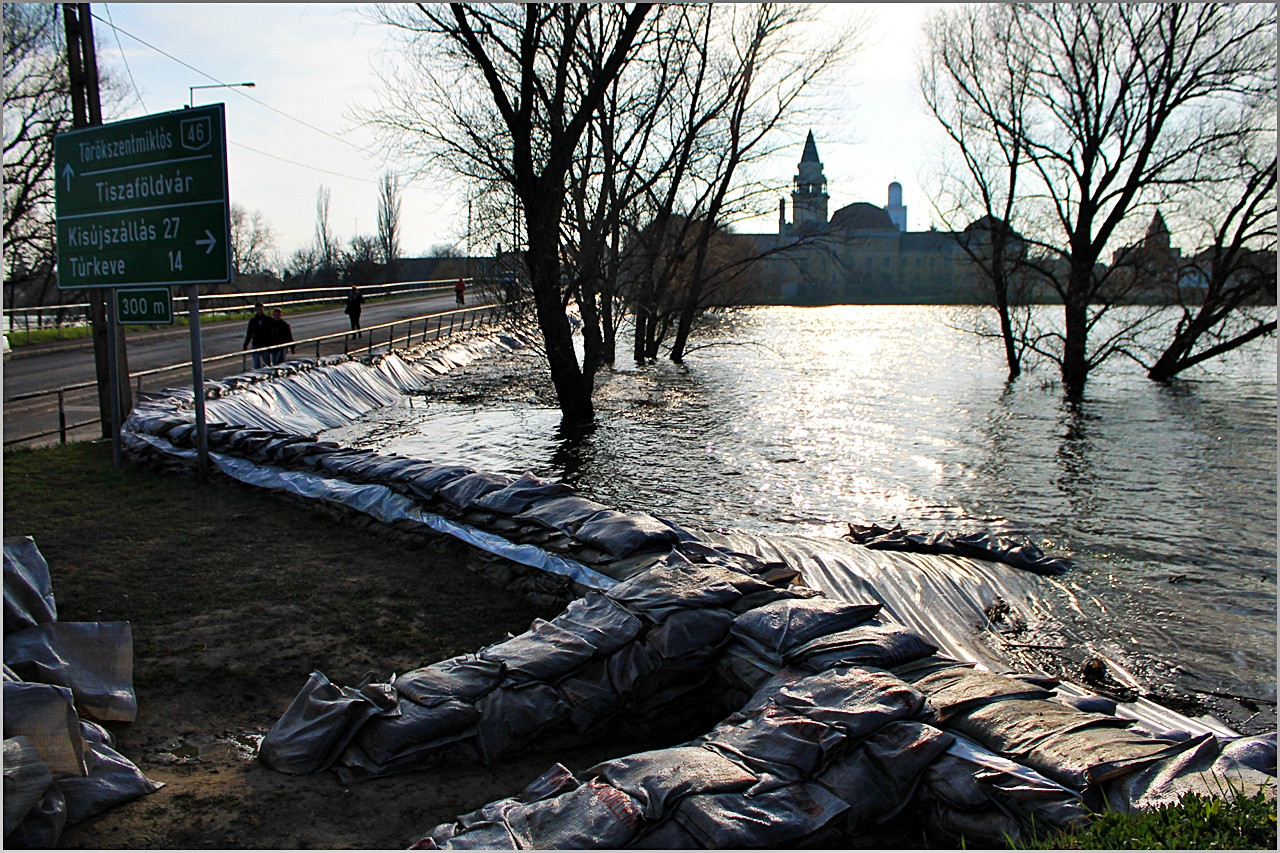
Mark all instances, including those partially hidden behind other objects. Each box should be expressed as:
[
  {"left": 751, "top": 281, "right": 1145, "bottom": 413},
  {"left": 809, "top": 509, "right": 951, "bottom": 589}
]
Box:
[
  {"left": 195, "top": 230, "right": 217, "bottom": 254},
  {"left": 62, "top": 163, "right": 75, "bottom": 191}
]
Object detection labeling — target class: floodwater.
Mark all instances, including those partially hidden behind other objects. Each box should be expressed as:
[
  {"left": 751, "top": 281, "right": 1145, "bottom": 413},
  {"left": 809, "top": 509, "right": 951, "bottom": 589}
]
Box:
[{"left": 334, "top": 305, "right": 1278, "bottom": 713}]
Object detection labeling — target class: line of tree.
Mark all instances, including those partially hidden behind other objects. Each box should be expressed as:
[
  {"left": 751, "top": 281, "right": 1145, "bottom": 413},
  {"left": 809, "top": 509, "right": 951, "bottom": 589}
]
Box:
[
  {"left": 921, "top": 3, "right": 1276, "bottom": 396},
  {"left": 362, "top": 3, "right": 854, "bottom": 423}
]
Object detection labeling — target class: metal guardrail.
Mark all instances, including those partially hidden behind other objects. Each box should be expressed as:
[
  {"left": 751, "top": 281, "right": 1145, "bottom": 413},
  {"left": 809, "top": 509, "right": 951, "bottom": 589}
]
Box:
[
  {"left": 3, "top": 298, "right": 524, "bottom": 447},
  {"left": 2, "top": 277, "right": 474, "bottom": 336}
]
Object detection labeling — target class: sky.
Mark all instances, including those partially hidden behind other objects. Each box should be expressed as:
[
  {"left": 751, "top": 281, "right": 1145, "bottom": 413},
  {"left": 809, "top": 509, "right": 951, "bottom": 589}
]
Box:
[{"left": 89, "top": 3, "right": 948, "bottom": 263}]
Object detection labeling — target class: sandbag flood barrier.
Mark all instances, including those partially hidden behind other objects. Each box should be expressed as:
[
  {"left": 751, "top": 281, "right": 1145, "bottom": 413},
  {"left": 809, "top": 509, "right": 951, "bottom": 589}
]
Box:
[{"left": 109, "top": 324, "right": 1275, "bottom": 848}]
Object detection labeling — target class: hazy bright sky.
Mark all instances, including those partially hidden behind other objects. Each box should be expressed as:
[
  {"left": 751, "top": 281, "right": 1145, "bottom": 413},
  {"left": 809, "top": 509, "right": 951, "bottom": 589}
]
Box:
[{"left": 91, "top": 3, "right": 947, "bottom": 262}]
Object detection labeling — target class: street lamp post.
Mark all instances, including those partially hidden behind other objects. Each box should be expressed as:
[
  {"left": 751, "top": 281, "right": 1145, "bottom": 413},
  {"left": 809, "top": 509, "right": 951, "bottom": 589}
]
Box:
[{"left": 188, "top": 82, "right": 255, "bottom": 108}]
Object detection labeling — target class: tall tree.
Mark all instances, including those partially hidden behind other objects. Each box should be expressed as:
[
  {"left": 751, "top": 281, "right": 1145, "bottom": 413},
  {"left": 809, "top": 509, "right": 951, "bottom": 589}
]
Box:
[
  {"left": 367, "top": 3, "right": 651, "bottom": 423},
  {"left": 921, "top": 3, "right": 1033, "bottom": 381},
  {"left": 376, "top": 170, "right": 402, "bottom": 280},
  {"left": 313, "top": 185, "right": 338, "bottom": 286},
  {"left": 921, "top": 3, "right": 1276, "bottom": 400}
]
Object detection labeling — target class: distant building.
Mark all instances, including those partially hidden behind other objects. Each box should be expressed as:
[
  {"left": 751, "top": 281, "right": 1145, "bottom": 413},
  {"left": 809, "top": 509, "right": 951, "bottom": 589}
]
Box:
[{"left": 739, "top": 132, "right": 988, "bottom": 304}]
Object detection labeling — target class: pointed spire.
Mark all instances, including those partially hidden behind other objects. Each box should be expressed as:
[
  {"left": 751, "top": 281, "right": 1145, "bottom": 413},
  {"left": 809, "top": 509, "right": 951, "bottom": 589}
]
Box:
[
  {"left": 801, "top": 130, "right": 820, "bottom": 163},
  {"left": 1147, "top": 210, "right": 1169, "bottom": 238}
]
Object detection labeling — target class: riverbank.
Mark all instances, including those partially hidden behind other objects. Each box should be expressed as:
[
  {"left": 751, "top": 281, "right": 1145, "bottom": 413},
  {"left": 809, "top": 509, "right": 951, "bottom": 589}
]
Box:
[{"left": 3, "top": 441, "right": 652, "bottom": 848}]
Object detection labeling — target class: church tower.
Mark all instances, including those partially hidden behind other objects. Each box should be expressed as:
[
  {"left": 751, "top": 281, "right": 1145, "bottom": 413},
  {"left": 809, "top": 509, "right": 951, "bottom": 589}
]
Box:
[
  {"left": 886, "top": 181, "right": 907, "bottom": 232},
  {"left": 791, "top": 130, "right": 829, "bottom": 229},
  {"left": 1144, "top": 210, "right": 1171, "bottom": 252}
]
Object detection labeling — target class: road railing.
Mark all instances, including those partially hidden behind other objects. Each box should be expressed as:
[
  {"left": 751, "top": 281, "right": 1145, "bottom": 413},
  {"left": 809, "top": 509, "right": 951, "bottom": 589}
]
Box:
[
  {"left": 3, "top": 298, "right": 528, "bottom": 448},
  {"left": 2, "top": 277, "right": 474, "bottom": 338}
]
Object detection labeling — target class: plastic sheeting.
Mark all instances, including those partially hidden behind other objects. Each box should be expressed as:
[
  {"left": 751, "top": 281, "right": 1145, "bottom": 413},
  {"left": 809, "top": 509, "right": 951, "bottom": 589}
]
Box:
[{"left": 1, "top": 540, "right": 161, "bottom": 846}]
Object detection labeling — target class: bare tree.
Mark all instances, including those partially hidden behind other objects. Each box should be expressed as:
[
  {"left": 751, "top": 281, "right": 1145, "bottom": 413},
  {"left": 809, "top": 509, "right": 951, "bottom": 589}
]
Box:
[
  {"left": 313, "top": 185, "right": 339, "bottom": 286},
  {"left": 230, "top": 204, "right": 278, "bottom": 277},
  {"left": 376, "top": 170, "right": 402, "bottom": 279},
  {"left": 921, "top": 4, "right": 1276, "bottom": 400},
  {"left": 921, "top": 4, "right": 1034, "bottom": 380},
  {"left": 366, "top": 3, "right": 652, "bottom": 423},
  {"left": 1139, "top": 145, "right": 1277, "bottom": 381},
  {"left": 342, "top": 234, "right": 382, "bottom": 286}
]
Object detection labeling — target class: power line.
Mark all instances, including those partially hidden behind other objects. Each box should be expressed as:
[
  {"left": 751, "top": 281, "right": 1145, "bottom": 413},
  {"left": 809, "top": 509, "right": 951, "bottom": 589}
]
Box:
[
  {"left": 102, "top": 5, "right": 147, "bottom": 113},
  {"left": 88, "top": 10, "right": 392, "bottom": 165},
  {"left": 229, "top": 141, "right": 380, "bottom": 185}
]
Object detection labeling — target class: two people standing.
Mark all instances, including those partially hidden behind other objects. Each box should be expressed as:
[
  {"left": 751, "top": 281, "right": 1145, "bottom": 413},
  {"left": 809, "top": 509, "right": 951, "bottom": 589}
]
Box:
[{"left": 242, "top": 302, "right": 294, "bottom": 368}]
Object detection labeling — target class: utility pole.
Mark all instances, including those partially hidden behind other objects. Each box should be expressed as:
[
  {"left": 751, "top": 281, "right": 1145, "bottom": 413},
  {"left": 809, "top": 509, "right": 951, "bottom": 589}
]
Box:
[{"left": 62, "top": 3, "right": 131, "bottom": 445}]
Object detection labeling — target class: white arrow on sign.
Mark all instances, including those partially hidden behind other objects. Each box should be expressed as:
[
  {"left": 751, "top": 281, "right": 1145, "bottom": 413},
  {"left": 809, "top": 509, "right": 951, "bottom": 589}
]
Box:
[
  {"left": 62, "top": 163, "right": 75, "bottom": 191},
  {"left": 195, "top": 230, "right": 217, "bottom": 254}
]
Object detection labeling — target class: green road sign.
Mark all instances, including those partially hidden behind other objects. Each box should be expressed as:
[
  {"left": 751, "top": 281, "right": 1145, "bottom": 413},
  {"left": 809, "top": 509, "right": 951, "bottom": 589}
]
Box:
[
  {"left": 116, "top": 287, "right": 173, "bottom": 325},
  {"left": 54, "top": 104, "right": 231, "bottom": 289}
]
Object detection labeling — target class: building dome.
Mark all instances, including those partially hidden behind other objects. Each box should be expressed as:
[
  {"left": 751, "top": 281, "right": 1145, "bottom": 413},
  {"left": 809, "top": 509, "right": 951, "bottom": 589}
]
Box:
[{"left": 828, "top": 202, "right": 898, "bottom": 233}]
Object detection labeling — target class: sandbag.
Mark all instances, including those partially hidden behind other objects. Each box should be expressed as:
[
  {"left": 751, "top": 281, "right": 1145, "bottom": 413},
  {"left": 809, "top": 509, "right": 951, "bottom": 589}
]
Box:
[
  {"left": 950, "top": 699, "right": 1193, "bottom": 789},
  {"left": 673, "top": 779, "right": 850, "bottom": 849},
  {"left": 353, "top": 698, "right": 479, "bottom": 766},
  {"left": 702, "top": 705, "right": 844, "bottom": 784},
  {"left": 645, "top": 608, "right": 734, "bottom": 660},
  {"left": 393, "top": 656, "right": 504, "bottom": 708},
  {"left": 472, "top": 473, "right": 572, "bottom": 515},
  {"left": 589, "top": 745, "right": 758, "bottom": 821},
  {"left": 480, "top": 619, "right": 599, "bottom": 683},
  {"left": 474, "top": 682, "right": 571, "bottom": 763},
  {"left": 788, "top": 621, "right": 938, "bottom": 670},
  {"left": 605, "top": 560, "right": 742, "bottom": 620},
  {"left": 5, "top": 780, "right": 66, "bottom": 849},
  {"left": 549, "top": 593, "right": 643, "bottom": 656},
  {"left": 258, "top": 671, "right": 388, "bottom": 774},
  {"left": 574, "top": 512, "right": 682, "bottom": 559},
  {"left": 3, "top": 538, "right": 57, "bottom": 634},
  {"left": 816, "top": 721, "right": 954, "bottom": 830},
  {"left": 913, "top": 670, "right": 1055, "bottom": 723},
  {"left": 513, "top": 496, "right": 611, "bottom": 534},
  {"left": 59, "top": 720, "right": 163, "bottom": 825},
  {"left": 3, "top": 737, "right": 51, "bottom": 839},
  {"left": 2, "top": 681, "right": 86, "bottom": 778},
  {"left": 556, "top": 658, "right": 622, "bottom": 733},
  {"left": 769, "top": 665, "right": 926, "bottom": 739},
  {"left": 504, "top": 779, "right": 645, "bottom": 849},
  {"left": 1103, "top": 733, "right": 1277, "bottom": 812},
  {"left": 730, "top": 598, "right": 882, "bottom": 661},
  {"left": 436, "top": 472, "right": 513, "bottom": 509},
  {"left": 4, "top": 622, "right": 137, "bottom": 722}
]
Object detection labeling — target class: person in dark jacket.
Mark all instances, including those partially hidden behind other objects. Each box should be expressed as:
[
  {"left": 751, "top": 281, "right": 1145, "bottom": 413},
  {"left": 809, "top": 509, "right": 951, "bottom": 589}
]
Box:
[
  {"left": 455, "top": 278, "right": 466, "bottom": 306},
  {"left": 268, "top": 308, "right": 294, "bottom": 365},
  {"left": 344, "top": 286, "right": 364, "bottom": 336},
  {"left": 243, "top": 302, "right": 273, "bottom": 369}
]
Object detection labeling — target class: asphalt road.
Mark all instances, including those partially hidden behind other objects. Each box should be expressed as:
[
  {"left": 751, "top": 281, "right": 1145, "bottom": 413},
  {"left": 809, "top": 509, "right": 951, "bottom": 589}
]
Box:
[{"left": 3, "top": 291, "right": 487, "bottom": 446}]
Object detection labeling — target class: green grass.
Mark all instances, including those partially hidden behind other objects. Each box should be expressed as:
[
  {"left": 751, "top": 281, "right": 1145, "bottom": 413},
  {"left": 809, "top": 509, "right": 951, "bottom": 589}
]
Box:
[{"left": 1020, "top": 788, "right": 1276, "bottom": 850}]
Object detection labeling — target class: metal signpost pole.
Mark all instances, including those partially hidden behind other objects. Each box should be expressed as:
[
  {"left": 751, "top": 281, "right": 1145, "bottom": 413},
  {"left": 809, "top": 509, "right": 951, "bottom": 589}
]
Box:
[
  {"left": 106, "top": 287, "right": 122, "bottom": 467},
  {"left": 188, "top": 285, "right": 209, "bottom": 475}
]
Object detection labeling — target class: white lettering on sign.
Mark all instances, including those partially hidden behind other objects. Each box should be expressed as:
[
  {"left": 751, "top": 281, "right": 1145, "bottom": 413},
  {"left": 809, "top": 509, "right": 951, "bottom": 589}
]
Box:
[
  {"left": 77, "top": 128, "right": 174, "bottom": 162},
  {"left": 66, "top": 218, "right": 159, "bottom": 249},
  {"left": 95, "top": 170, "right": 195, "bottom": 203},
  {"left": 67, "top": 256, "right": 127, "bottom": 278}
]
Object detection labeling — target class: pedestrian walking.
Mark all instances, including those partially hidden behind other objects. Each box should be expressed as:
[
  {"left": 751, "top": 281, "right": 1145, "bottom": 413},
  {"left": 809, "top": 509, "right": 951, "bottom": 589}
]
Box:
[
  {"left": 344, "top": 286, "right": 364, "bottom": 336},
  {"left": 455, "top": 278, "right": 466, "bottom": 306},
  {"left": 268, "top": 309, "right": 295, "bottom": 366},
  {"left": 242, "top": 302, "right": 273, "bottom": 369}
]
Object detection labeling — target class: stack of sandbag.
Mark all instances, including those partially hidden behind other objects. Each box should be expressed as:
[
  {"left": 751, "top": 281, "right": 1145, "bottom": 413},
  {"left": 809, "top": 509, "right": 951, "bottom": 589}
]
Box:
[
  {"left": 411, "top": 664, "right": 952, "bottom": 849},
  {"left": 259, "top": 546, "right": 833, "bottom": 783},
  {"left": 896, "top": 657, "right": 1275, "bottom": 845},
  {"left": 3, "top": 537, "right": 162, "bottom": 848}
]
